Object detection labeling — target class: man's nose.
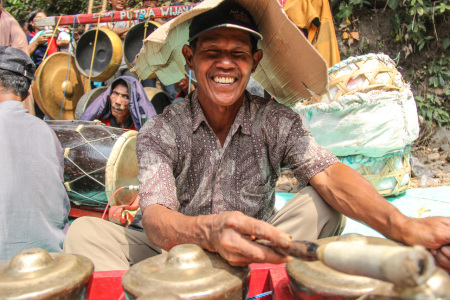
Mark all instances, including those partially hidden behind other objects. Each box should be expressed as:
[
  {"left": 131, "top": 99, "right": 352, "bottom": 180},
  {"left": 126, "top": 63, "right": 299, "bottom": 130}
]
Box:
[{"left": 216, "top": 53, "right": 234, "bottom": 69}]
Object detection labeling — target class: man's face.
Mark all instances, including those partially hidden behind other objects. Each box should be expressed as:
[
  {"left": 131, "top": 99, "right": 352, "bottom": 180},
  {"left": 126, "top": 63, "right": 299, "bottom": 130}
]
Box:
[
  {"left": 182, "top": 28, "right": 262, "bottom": 109},
  {"left": 109, "top": 0, "right": 126, "bottom": 11},
  {"left": 110, "top": 83, "right": 131, "bottom": 120},
  {"left": 143, "top": 0, "right": 159, "bottom": 8}
]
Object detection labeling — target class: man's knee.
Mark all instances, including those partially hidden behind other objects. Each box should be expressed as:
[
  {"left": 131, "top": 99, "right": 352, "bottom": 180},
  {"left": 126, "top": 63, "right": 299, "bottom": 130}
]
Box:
[{"left": 64, "top": 217, "right": 102, "bottom": 252}]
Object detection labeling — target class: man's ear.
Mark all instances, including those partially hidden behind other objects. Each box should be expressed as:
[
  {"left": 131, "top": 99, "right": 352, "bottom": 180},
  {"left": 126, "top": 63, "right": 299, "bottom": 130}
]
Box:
[
  {"left": 182, "top": 44, "right": 194, "bottom": 71},
  {"left": 251, "top": 49, "right": 263, "bottom": 73}
]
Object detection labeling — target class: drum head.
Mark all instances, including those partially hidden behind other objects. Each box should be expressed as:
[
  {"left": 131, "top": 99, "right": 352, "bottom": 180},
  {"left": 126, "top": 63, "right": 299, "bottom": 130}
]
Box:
[
  {"left": 33, "top": 52, "right": 90, "bottom": 120},
  {"left": 144, "top": 87, "right": 171, "bottom": 114},
  {"left": 74, "top": 86, "right": 108, "bottom": 120},
  {"left": 105, "top": 130, "right": 139, "bottom": 206},
  {"left": 123, "top": 21, "right": 160, "bottom": 70},
  {"left": 75, "top": 28, "right": 123, "bottom": 82}
]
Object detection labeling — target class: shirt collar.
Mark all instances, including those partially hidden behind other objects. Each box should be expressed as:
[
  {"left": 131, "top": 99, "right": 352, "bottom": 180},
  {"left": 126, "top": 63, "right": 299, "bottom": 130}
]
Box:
[{"left": 190, "top": 90, "right": 252, "bottom": 135}]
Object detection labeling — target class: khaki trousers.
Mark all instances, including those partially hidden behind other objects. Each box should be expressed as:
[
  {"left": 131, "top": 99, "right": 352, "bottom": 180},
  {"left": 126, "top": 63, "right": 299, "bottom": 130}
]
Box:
[{"left": 63, "top": 186, "right": 343, "bottom": 271}]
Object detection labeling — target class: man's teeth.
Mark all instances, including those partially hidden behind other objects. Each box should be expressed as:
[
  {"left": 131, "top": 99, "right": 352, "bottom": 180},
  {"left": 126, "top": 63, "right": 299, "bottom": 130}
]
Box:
[{"left": 213, "top": 77, "right": 235, "bottom": 84}]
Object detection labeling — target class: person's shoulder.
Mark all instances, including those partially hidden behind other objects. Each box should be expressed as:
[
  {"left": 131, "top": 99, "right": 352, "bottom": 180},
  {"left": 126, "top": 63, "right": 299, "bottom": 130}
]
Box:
[
  {"left": 247, "top": 92, "right": 298, "bottom": 119},
  {"left": 140, "top": 99, "right": 191, "bottom": 132}
]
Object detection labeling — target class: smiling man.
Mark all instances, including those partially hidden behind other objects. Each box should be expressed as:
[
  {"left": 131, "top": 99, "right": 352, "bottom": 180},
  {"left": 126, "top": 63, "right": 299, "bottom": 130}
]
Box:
[{"left": 65, "top": 0, "right": 450, "bottom": 272}]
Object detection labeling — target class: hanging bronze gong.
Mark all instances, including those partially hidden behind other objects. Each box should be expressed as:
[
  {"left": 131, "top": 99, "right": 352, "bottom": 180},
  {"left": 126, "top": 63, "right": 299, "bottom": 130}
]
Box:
[
  {"left": 75, "top": 27, "right": 123, "bottom": 82},
  {"left": 144, "top": 87, "right": 171, "bottom": 114},
  {"left": 0, "top": 248, "right": 93, "bottom": 299},
  {"left": 123, "top": 21, "right": 160, "bottom": 79},
  {"left": 32, "top": 52, "right": 90, "bottom": 120},
  {"left": 122, "top": 244, "right": 250, "bottom": 299},
  {"left": 74, "top": 86, "right": 108, "bottom": 120}
]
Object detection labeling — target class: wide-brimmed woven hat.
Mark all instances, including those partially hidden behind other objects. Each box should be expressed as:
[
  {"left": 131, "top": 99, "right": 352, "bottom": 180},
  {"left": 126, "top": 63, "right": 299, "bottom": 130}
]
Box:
[{"left": 132, "top": 0, "right": 328, "bottom": 107}]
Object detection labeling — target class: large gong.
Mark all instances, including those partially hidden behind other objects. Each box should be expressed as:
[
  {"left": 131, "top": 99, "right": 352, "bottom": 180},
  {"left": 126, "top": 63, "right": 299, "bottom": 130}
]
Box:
[
  {"left": 32, "top": 52, "right": 89, "bottom": 120},
  {"left": 144, "top": 87, "right": 171, "bottom": 114},
  {"left": 74, "top": 86, "right": 107, "bottom": 120},
  {"left": 123, "top": 21, "right": 160, "bottom": 78},
  {"left": 75, "top": 27, "right": 123, "bottom": 82}
]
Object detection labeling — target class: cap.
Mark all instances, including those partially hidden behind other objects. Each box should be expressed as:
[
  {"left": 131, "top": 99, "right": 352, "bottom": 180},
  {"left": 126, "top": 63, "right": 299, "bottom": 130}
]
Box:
[
  {"left": 0, "top": 46, "right": 36, "bottom": 81},
  {"left": 188, "top": 1, "right": 263, "bottom": 43}
]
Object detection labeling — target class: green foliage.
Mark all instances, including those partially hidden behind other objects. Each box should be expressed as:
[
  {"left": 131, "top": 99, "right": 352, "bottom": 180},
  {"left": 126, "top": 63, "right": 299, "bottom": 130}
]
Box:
[
  {"left": 415, "top": 94, "right": 450, "bottom": 129},
  {"left": 427, "top": 55, "right": 450, "bottom": 89},
  {"left": 388, "top": 0, "right": 449, "bottom": 52},
  {"left": 414, "top": 55, "right": 449, "bottom": 129},
  {"left": 333, "top": 0, "right": 449, "bottom": 52},
  {"left": 331, "top": 0, "right": 370, "bottom": 24}
]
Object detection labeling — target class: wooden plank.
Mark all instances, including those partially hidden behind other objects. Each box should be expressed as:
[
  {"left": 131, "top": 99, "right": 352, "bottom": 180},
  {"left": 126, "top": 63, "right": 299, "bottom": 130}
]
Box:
[{"left": 34, "top": 4, "right": 196, "bottom": 27}]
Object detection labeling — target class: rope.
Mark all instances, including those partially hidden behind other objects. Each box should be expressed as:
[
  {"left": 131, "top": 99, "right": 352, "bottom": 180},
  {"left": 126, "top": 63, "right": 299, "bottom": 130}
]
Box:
[
  {"left": 248, "top": 291, "right": 274, "bottom": 300},
  {"left": 188, "top": 69, "right": 192, "bottom": 94},
  {"left": 42, "top": 15, "right": 62, "bottom": 61},
  {"left": 102, "top": 186, "right": 125, "bottom": 219},
  {"left": 58, "top": 14, "right": 79, "bottom": 120},
  {"left": 88, "top": 14, "right": 103, "bottom": 82}
]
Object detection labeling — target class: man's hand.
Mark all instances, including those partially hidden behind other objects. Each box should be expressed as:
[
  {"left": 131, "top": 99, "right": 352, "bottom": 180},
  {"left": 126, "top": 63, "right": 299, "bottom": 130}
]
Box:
[
  {"left": 35, "top": 35, "right": 47, "bottom": 45},
  {"left": 398, "top": 217, "right": 450, "bottom": 272},
  {"left": 206, "top": 211, "right": 293, "bottom": 266},
  {"left": 142, "top": 205, "right": 293, "bottom": 266},
  {"left": 311, "top": 163, "right": 450, "bottom": 273}
]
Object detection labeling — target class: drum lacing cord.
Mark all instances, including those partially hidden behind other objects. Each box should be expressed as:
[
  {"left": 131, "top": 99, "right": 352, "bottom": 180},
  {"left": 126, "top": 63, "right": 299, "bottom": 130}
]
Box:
[
  {"left": 42, "top": 15, "right": 62, "bottom": 61},
  {"left": 88, "top": 14, "right": 103, "bottom": 82},
  {"left": 63, "top": 130, "right": 121, "bottom": 203},
  {"left": 58, "top": 14, "right": 79, "bottom": 120}
]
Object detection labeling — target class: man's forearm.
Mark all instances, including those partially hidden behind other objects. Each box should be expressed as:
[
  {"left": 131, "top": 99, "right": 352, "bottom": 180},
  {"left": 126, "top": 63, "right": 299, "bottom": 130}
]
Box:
[
  {"left": 310, "top": 163, "right": 410, "bottom": 243},
  {"left": 142, "top": 204, "right": 215, "bottom": 251},
  {"left": 111, "top": 27, "right": 129, "bottom": 37}
]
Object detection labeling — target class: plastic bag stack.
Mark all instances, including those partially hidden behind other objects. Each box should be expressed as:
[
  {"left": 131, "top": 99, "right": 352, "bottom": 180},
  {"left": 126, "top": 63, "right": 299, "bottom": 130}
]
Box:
[{"left": 292, "top": 53, "right": 419, "bottom": 196}]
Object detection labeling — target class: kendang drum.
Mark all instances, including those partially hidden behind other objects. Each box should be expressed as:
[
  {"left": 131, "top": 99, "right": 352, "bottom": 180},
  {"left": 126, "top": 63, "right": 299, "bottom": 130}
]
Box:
[
  {"left": 75, "top": 28, "right": 123, "bottom": 82},
  {"left": 47, "top": 120, "right": 139, "bottom": 208},
  {"left": 123, "top": 21, "right": 160, "bottom": 76},
  {"left": 122, "top": 244, "right": 250, "bottom": 299},
  {"left": 0, "top": 248, "right": 93, "bottom": 299}
]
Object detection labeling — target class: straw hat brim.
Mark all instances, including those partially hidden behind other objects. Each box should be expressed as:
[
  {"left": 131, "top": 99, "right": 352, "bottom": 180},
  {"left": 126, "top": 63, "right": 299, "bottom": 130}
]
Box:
[{"left": 132, "top": 0, "right": 328, "bottom": 107}]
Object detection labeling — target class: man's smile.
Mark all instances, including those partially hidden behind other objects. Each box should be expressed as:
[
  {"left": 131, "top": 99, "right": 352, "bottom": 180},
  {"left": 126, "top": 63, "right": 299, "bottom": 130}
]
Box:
[{"left": 212, "top": 76, "right": 237, "bottom": 84}]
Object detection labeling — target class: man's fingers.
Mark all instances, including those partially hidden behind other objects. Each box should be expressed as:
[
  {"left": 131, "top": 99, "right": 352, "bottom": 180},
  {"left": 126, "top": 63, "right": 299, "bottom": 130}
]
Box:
[
  {"left": 241, "top": 218, "right": 291, "bottom": 248},
  {"left": 434, "top": 247, "right": 450, "bottom": 273}
]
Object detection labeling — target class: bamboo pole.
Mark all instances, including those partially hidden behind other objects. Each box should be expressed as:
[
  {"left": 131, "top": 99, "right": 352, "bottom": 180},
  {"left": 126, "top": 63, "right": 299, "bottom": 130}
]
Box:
[{"left": 86, "top": 0, "right": 94, "bottom": 30}]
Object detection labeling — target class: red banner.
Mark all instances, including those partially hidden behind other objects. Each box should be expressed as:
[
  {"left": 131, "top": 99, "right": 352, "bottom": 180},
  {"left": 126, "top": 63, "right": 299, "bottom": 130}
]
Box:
[{"left": 34, "top": 5, "right": 196, "bottom": 27}]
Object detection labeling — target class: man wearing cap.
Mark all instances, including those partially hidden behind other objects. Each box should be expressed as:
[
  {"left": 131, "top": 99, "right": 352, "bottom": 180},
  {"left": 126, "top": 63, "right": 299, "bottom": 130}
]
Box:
[
  {"left": 0, "top": 46, "right": 70, "bottom": 262},
  {"left": 65, "top": 0, "right": 450, "bottom": 272}
]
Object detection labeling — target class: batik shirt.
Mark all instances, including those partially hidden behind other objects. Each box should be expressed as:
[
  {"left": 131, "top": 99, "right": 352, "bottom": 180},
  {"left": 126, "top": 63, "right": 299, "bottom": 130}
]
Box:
[{"left": 137, "top": 90, "right": 338, "bottom": 221}]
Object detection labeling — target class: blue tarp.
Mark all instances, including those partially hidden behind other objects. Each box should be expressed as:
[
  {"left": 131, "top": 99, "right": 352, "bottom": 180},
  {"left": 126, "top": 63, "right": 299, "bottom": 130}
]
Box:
[{"left": 275, "top": 187, "right": 450, "bottom": 238}]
